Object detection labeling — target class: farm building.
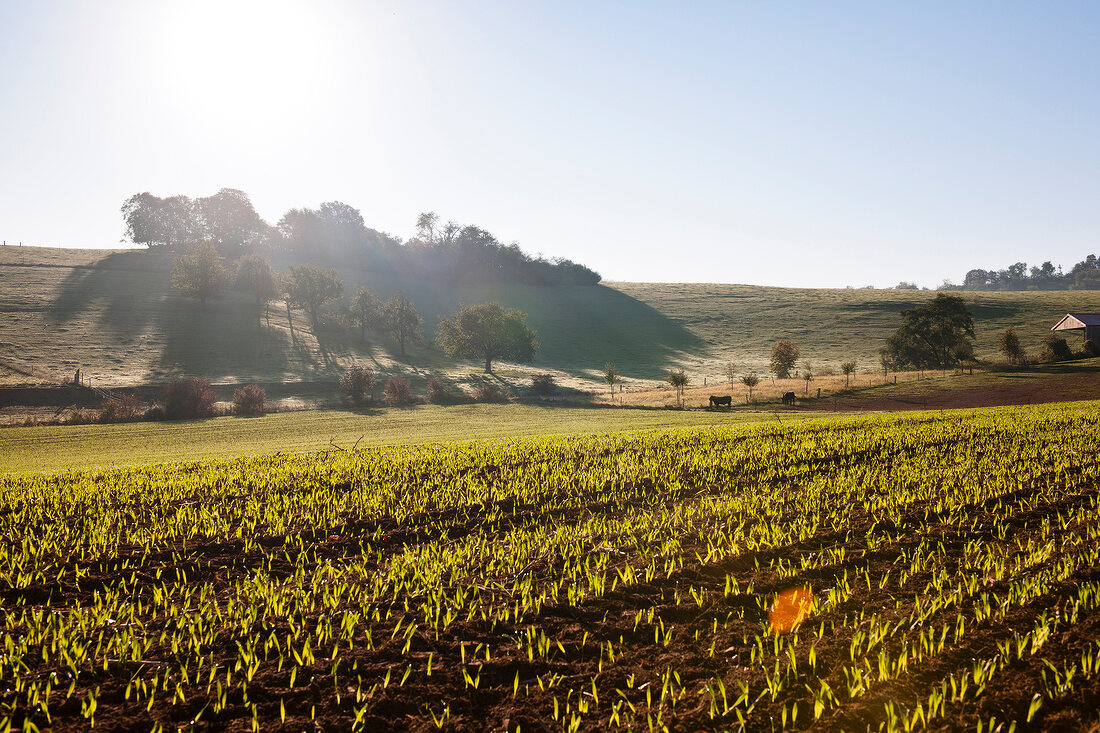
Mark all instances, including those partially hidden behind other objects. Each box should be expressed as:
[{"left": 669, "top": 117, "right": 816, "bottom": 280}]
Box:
[{"left": 1051, "top": 313, "right": 1100, "bottom": 347}]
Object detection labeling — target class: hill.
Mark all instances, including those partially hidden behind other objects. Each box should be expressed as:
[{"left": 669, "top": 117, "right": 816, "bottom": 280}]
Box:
[{"left": 3, "top": 246, "right": 1100, "bottom": 390}]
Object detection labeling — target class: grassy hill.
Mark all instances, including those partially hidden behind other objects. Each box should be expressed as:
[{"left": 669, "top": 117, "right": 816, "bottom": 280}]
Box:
[{"left": 3, "top": 246, "right": 1099, "bottom": 390}]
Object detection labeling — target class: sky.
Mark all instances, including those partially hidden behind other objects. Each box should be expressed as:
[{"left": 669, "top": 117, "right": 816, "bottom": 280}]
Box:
[{"left": 1, "top": 1, "right": 1098, "bottom": 288}]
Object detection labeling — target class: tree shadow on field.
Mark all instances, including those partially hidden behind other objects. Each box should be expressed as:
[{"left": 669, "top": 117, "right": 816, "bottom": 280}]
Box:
[
  {"left": 48, "top": 251, "right": 168, "bottom": 335},
  {"left": 290, "top": 270, "right": 705, "bottom": 381},
  {"left": 150, "top": 297, "right": 297, "bottom": 382},
  {"left": 526, "top": 285, "right": 705, "bottom": 379}
]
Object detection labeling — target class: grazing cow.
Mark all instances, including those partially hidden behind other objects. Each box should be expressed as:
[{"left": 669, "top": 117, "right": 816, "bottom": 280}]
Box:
[
  {"left": 781, "top": 391, "right": 796, "bottom": 405},
  {"left": 709, "top": 395, "right": 732, "bottom": 408}
]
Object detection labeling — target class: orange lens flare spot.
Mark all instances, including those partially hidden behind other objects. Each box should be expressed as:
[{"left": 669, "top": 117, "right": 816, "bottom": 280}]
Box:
[{"left": 768, "top": 586, "right": 814, "bottom": 634}]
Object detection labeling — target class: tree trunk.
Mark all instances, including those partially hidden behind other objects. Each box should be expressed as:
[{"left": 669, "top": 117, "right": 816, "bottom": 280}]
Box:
[{"left": 484, "top": 354, "right": 492, "bottom": 373}]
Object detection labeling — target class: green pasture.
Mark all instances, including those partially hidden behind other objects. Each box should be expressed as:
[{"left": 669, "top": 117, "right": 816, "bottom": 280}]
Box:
[{"left": 0, "top": 403, "right": 785, "bottom": 474}]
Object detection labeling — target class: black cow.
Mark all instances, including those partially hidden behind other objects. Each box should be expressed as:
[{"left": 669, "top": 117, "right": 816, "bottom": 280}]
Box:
[
  {"left": 709, "top": 395, "right": 732, "bottom": 408},
  {"left": 781, "top": 391, "right": 796, "bottom": 405}
]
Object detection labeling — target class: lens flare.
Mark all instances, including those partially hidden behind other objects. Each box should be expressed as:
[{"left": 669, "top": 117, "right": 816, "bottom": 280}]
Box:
[{"left": 769, "top": 586, "right": 814, "bottom": 634}]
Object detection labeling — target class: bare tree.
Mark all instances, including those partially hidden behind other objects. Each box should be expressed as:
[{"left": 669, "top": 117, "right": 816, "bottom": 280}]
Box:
[{"left": 724, "top": 361, "right": 738, "bottom": 387}]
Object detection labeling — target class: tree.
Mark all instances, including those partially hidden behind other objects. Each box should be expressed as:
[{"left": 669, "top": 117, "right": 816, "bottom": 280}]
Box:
[
  {"left": 382, "top": 293, "right": 424, "bottom": 357},
  {"left": 284, "top": 265, "right": 344, "bottom": 329},
  {"left": 122, "top": 192, "right": 199, "bottom": 249},
  {"left": 603, "top": 363, "right": 620, "bottom": 400},
  {"left": 235, "top": 254, "right": 279, "bottom": 325},
  {"left": 667, "top": 369, "right": 688, "bottom": 407},
  {"left": 802, "top": 362, "right": 814, "bottom": 395},
  {"left": 840, "top": 361, "right": 857, "bottom": 388},
  {"left": 740, "top": 373, "right": 759, "bottom": 402},
  {"left": 349, "top": 287, "right": 382, "bottom": 342},
  {"left": 879, "top": 348, "right": 895, "bottom": 379},
  {"left": 416, "top": 212, "right": 440, "bottom": 243},
  {"left": 999, "top": 327, "right": 1026, "bottom": 366},
  {"left": 770, "top": 341, "right": 801, "bottom": 379},
  {"left": 435, "top": 302, "right": 536, "bottom": 372},
  {"left": 171, "top": 242, "right": 229, "bottom": 306},
  {"left": 277, "top": 207, "right": 324, "bottom": 251},
  {"left": 195, "top": 188, "right": 265, "bottom": 253},
  {"left": 724, "top": 361, "right": 738, "bottom": 386},
  {"left": 884, "top": 294, "right": 975, "bottom": 371},
  {"left": 318, "top": 201, "right": 369, "bottom": 251}
]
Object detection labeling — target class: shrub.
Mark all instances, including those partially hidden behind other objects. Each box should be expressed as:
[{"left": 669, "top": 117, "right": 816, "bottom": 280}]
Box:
[
  {"left": 339, "top": 364, "right": 376, "bottom": 404},
  {"left": 1039, "top": 334, "right": 1073, "bottom": 363},
  {"left": 100, "top": 393, "right": 144, "bottom": 423},
  {"left": 62, "top": 408, "right": 100, "bottom": 425},
  {"left": 384, "top": 377, "right": 413, "bottom": 406},
  {"left": 473, "top": 383, "right": 507, "bottom": 403},
  {"left": 426, "top": 378, "right": 460, "bottom": 405},
  {"left": 1084, "top": 340, "right": 1099, "bottom": 358},
  {"left": 531, "top": 373, "right": 556, "bottom": 396},
  {"left": 233, "top": 384, "right": 266, "bottom": 416},
  {"left": 144, "top": 406, "right": 166, "bottom": 421},
  {"left": 163, "top": 378, "right": 218, "bottom": 420}
]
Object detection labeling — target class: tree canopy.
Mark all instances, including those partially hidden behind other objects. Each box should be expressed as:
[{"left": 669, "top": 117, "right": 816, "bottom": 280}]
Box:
[
  {"left": 436, "top": 302, "right": 538, "bottom": 373},
  {"left": 284, "top": 265, "right": 344, "bottom": 329},
  {"left": 381, "top": 294, "right": 423, "bottom": 357},
  {"left": 123, "top": 190, "right": 601, "bottom": 286},
  {"left": 666, "top": 369, "right": 689, "bottom": 407},
  {"left": 171, "top": 242, "right": 229, "bottom": 305},
  {"left": 123, "top": 189, "right": 267, "bottom": 253},
  {"left": 349, "top": 287, "right": 382, "bottom": 342},
  {"left": 884, "top": 294, "right": 975, "bottom": 370},
  {"left": 770, "top": 341, "right": 800, "bottom": 379},
  {"left": 234, "top": 254, "right": 279, "bottom": 306}
]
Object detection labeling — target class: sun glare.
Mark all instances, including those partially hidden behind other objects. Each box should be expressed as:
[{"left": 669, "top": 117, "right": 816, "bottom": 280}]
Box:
[{"left": 154, "top": 0, "right": 329, "bottom": 143}]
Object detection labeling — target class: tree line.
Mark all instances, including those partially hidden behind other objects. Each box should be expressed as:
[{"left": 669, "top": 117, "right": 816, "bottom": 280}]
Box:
[
  {"left": 122, "top": 189, "right": 601, "bottom": 286},
  {"left": 942, "top": 255, "right": 1100, "bottom": 291}
]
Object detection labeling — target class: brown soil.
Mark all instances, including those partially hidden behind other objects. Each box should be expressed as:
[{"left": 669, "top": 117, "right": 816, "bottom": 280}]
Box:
[{"left": 804, "top": 363, "right": 1100, "bottom": 413}]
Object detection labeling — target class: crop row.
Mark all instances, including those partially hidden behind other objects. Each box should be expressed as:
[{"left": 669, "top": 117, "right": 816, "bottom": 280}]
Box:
[{"left": 0, "top": 402, "right": 1098, "bottom": 730}]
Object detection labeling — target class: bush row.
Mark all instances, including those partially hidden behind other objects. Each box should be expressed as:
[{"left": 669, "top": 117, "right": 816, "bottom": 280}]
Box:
[{"left": 53, "top": 370, "right": 558, "bottom": 426}]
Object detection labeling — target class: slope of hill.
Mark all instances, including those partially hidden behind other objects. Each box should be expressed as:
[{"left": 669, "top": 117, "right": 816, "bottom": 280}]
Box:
[{"left": 3, "top": 246, "right": 1099, "bottom": 389}]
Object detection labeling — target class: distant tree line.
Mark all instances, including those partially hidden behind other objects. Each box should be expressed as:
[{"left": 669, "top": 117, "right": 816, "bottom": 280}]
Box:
[
  {"left": 122, "top": 190, "right": 601, "bottom": 286},
  {"left": 941, "top": 255, "right": 1100, "bottom": 291}
]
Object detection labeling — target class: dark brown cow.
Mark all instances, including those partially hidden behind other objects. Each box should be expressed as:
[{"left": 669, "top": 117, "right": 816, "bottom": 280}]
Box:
[
  {"left": 781, "top": 391, "right": 796, "bottom": 405},
  {"left": 709, "top": 395, "right": 732, "bottom": 408}
]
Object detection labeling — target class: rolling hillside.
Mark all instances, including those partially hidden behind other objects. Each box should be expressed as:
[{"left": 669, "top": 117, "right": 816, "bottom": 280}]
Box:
[{"left": 2, "top": 246, "right": 1099, "bottom": 389}]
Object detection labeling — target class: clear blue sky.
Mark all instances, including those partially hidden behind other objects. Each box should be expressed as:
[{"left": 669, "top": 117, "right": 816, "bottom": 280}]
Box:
[{"left": 1, "top": 1, "right": 1098, "bottom": 287}]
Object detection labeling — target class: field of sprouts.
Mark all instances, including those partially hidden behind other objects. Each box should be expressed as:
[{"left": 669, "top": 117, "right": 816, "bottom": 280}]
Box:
[{"left": 2, "top": 402, "right": 1100, "bottom": 732}]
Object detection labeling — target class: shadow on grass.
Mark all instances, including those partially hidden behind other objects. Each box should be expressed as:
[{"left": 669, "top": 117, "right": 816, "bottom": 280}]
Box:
[
  {"left": 48, "top": 251, "right": 168, "bottom": 333},
  {"left": 152, "top": 299, "right": 297, "bottom": 380},
  {"left": 518, "top": 285, "right": 705, "bottom": 380}
]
